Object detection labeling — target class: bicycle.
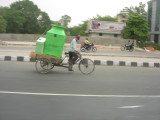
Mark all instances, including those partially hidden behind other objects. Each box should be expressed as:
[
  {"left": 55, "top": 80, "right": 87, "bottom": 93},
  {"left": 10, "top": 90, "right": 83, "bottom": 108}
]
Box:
[{"left": 30, "top": 52, "right": 95, "bottom": 74}]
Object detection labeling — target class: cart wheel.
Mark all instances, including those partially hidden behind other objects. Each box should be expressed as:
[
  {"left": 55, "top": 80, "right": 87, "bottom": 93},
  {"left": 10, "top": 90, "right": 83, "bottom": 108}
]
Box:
[
  {"left": 78, "top": 58, "right": 95, "bottom": 74},
  {"left": 35, "top": 58, "right": 53, "bottom": 74},
  {"left": 92, "top": 47, "right": 97, "bottom": 52}
]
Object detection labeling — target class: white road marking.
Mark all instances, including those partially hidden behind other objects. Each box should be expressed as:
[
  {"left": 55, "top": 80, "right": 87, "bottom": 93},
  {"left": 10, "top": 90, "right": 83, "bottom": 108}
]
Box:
[
  {"left": 119, "top": 106, "right": 142, "bottom": 108},
  {"left": 1, "top": 91, "right": 160, "bottom": 98}
]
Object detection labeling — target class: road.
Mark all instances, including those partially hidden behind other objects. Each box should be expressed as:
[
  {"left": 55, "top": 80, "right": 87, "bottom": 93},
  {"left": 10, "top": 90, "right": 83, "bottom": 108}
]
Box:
[
  {"left": 1, "top": 46, "right": 160, "bottom": 58},
  {"left": 0, "top": 61, "right": 160, "bottom": 120}
]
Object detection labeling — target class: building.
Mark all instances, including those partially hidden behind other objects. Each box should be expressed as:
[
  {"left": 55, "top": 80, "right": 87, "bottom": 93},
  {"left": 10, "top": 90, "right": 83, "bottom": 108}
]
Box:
[
  {"left": 148, "top": 0, "right": 160, "bottom": 44},
  {"left": 116, "top": 14, "right": 128, "bottom": 23},
  {"left": 86, "top": 21, "right": 126, "bottom": 38}
]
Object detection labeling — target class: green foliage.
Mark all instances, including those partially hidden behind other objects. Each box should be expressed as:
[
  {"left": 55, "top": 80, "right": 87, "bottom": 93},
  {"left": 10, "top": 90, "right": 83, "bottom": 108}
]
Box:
[
  {"left": 143, "top": 42, "right": 160, "bottom": 50},
  {"left": 59, "top": 15, "right": 71, "bottom": 27},
  {"left": 10, "top": 0, "right": 40, "bottom": 33},
  {"left": 121, "top": 13, "right": 150, "bottom": 45},
  {"left": 92, "top": 15, "right": 117, "bottom": 22},
  {"left": 0, "top": 7, "right": 25, "bottom": 33},
  {"left": 38, "top": 11, "right": 51, "bottom": 34},
  {"left": 3, "top": 8, "right": 26, "bottom": 33},
  {"left": 0, "top": 7, "right": 9, "bottom": 16},
  {"left": 58, "top": 15, "right": 72, "bottom": 36},
  {"left": 0, "top": 16, "right": 7, "bottom": 33},
  {"left": 70, "top": 20, "right": 88, "bottom": 36},
  {"left": 120, "top": 2, "right": 147, "bottom": 17},
  {"left": 10, "top": 0, "right": 51, "bottom": 34},
  {"left": 0, "top": 0, "right": 51, "bottom": 34}
]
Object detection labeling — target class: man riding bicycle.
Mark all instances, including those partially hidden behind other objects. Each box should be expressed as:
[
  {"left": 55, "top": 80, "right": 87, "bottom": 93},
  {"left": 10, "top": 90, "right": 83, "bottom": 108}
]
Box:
[{"left": 68, "top": 35, "right": 80, "bottom": 71}]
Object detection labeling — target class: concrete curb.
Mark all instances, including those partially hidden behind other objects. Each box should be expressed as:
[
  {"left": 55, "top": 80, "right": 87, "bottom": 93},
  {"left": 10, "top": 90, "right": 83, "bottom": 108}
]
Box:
[{"left": 0, "top": 56, "right": 160, "bottom": 68}]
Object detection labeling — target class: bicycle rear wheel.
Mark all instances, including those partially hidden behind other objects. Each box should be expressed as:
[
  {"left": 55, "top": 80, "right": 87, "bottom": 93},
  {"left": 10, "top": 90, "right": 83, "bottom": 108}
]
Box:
[
  {"left": 78, "top": 58, "right": 95, "bottom": 74},
  {"left": 35, "top": 58, "right": 53, "bottom": 74}
]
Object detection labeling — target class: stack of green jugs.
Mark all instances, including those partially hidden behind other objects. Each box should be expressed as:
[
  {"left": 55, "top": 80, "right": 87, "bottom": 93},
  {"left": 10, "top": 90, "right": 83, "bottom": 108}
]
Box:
[{"left": 35, "top": 24, "right": 66, "bottom": 58}]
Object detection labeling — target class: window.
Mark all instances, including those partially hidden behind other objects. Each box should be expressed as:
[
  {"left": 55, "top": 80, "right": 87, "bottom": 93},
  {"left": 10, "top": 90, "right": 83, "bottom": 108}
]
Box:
[
  {"left": 154, "top": 34, "right": 159, "bottom": 43},
  {"left": 155, "top": 0, "right": 160, "bottom": 31},
  {"left": 99, "top": 33, "right": 103, "bottom": 36},
  {"left": 114, "top": 34, "right": 118, "bottom": 37}
]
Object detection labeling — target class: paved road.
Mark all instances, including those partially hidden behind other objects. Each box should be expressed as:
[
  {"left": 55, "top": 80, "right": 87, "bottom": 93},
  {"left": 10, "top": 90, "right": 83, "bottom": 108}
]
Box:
[
  {"left": 0, "top": 61, "right": 160, "bottom": 120},
  {"left": 1, "top": 46, "right": 160, "bottom": 63},
  {"left": 1, "top": 46, "right": 160, "bottom": 57}
]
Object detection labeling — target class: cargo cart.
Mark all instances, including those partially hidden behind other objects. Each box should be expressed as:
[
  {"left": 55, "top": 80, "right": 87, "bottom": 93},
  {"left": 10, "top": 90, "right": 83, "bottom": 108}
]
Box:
[{"left": 30, "top": 52, "right": 95, "bottom": 74}]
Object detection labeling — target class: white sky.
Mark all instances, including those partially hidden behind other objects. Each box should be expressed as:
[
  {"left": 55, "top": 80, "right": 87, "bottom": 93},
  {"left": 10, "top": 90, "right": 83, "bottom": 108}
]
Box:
[{"left": 0, "top": 0, "right": 149, "bottom": 27}]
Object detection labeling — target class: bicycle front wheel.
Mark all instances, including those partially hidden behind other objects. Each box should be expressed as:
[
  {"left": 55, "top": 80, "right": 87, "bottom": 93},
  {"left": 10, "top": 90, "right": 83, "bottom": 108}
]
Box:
[{"left": 78, "top": 58, "right": 95, "bottom": 74}]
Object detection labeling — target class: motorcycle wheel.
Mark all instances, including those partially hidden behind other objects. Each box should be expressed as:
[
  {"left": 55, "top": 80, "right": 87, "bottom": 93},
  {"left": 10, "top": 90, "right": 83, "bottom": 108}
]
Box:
[
  {"left": 80, "top": 47, "right": 86, "bottom": 52},
  {"left": 92, "top": 47, "right": 97, "bottom": 52},
  {"left": 129, "top": 48, "right": 134, "bottom": 52},
  {"left": 121, "top": 46, "right": 125, "bottom": 51}
]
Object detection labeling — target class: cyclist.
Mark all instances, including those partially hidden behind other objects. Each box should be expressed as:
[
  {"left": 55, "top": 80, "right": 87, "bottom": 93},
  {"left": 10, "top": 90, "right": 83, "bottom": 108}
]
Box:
[{"left": 68, "top": 35, "right": 80, "bottom": 71}]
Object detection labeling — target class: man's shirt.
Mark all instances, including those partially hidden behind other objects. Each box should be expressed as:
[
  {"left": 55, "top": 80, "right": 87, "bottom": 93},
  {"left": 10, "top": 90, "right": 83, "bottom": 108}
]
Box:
[
  {"left": 84, "top": 40, "right": 90, "bottom": 44},
  {"left": 69, "top": 38, "right": 77, "bottom": 52}
]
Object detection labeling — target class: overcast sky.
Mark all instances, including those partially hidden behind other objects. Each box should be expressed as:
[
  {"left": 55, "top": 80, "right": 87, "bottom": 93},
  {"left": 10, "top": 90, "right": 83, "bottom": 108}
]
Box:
[{"left": 0, "top": 0, "right": 149, "bottom": 27}]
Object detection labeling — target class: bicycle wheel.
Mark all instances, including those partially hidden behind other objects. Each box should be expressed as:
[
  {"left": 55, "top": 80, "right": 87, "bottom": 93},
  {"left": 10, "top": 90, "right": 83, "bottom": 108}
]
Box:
[
  {"left": 78, "top": 58, "right": 95, "bottom": 74},
  {"left": 92, "top": 47, "right": 97, "bottom": 52},
  {"left": 35, "top": 58, "right": 53, "bottom": 74}
]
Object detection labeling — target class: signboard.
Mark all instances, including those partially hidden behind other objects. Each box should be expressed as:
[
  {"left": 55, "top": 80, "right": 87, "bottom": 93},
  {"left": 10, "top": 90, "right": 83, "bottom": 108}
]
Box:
[{"left": 90, "top": 21, "right": 126, "bottom": 31}]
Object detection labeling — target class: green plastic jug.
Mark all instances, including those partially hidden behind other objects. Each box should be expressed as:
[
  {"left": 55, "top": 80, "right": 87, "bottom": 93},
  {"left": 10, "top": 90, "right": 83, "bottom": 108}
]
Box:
[
  {"left": 35, "top": 37, "right": 45, "bottom": 54},
  {"left": 43, "top": 24, "right": 66, "bottom": 58}
]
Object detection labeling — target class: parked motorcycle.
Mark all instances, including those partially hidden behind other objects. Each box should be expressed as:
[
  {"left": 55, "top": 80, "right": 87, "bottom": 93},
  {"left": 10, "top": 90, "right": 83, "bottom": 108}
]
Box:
[
  {"left": 80, "top": 43, "right": 97, "bottom": 52},
  {"left": 121, "top": 44, "right": 134, "bottom": 52}
]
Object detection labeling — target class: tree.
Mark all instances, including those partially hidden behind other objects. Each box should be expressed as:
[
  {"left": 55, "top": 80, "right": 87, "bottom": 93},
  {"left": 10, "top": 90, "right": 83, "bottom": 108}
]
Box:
[
  {"left": 121, "top": 13, "right": 150, "bottom": 44},
  {"left": 92, "top": 14, "right": 117, "bottom": 22},
  {"left": 0, "top": 6, "right": 25, "bottom": 33},
  {"left": 0, "top": 16, "right": 7, "bottom": 33},
  {"left": 59, "top": 15, "right": 71, "bottom": 27},
  {"left": 70, "top": 20, "right": 88, "bottom": 36},
  {"left": 38, "top": 11, "right": 51, "bottom": 34},
  {"left": 10, "top": 0, "right": 51, "bottom": 34},
  {"left": 0, "top": 7, "right": 9, "bottom": 16},
  {"left": 3, "top": 8, "right": 26, "bottom": 33},
  {"left": 120, "top": 2, "right": 147, "bottom": 17}
]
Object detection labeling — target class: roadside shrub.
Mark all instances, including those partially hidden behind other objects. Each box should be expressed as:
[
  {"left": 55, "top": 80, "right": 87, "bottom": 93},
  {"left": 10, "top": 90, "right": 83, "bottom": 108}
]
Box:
[{"left": 144, "top": 42, "right": 160, "bottom": 50}]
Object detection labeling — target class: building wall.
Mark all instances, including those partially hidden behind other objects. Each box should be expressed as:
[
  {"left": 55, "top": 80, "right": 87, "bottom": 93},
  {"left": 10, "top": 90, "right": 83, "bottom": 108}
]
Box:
[
  {"left": 148, "top": 0, "right": 160, "bottom": 44},
  {"left": 116, "top": 14, "right": 128, "bottom": 22},
  {"left": 86, "top": 21, "right": 125, "bottom": 39},
  {"left": 88, "top": 33, "right": 122, "bottom": 38},
  {"left": 0, "top": 33, "right": 128, "bottom": 46}
]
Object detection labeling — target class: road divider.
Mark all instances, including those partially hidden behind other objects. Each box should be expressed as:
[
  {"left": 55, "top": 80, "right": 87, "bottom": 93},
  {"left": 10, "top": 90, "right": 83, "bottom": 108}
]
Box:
[{"left": 0, "top": 55, "right": 159, "bottom": 68}]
